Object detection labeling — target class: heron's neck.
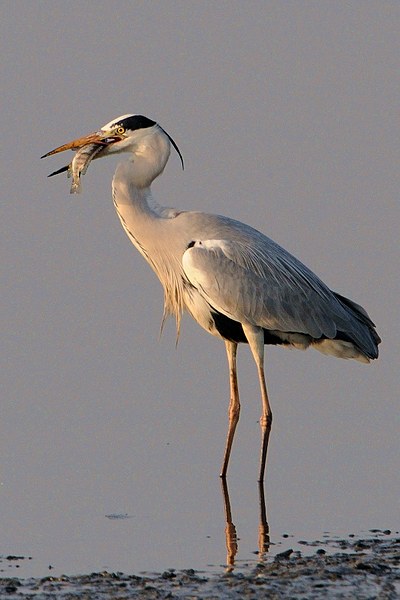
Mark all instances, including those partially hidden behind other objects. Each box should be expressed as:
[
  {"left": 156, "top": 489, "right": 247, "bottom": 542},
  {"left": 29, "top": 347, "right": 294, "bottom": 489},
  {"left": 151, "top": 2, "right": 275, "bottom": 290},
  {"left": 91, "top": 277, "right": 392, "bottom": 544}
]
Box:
[
  {"left": 112, "top": 175, "right": 175, "bottom": 223},
  {"left": 112, "top": 161, "right": 182, "bottom": 267},
  {"left": 112, "top": 171, "right": 186, "bottom": 335}
]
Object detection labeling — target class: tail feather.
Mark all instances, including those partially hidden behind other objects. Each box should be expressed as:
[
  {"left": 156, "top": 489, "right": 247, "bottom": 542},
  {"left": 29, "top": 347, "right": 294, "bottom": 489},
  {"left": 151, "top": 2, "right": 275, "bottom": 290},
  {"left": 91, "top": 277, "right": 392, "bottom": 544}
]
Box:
[{"left": 333, "top": 292, "right": 381, "bottom": 360}]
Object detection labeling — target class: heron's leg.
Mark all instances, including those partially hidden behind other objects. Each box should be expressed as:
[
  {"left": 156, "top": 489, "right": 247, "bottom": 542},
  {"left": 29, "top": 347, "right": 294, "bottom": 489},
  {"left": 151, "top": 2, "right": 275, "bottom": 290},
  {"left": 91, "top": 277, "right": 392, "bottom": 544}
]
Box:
[
  {"left": 242, "top": 324, "right": 273, "bottom": 482},
  {"left": 220, "top": 341, "right": 240, "bottom": 478},
  {"left": 257, "top": 361, "right": 272, "bottom": 482}
]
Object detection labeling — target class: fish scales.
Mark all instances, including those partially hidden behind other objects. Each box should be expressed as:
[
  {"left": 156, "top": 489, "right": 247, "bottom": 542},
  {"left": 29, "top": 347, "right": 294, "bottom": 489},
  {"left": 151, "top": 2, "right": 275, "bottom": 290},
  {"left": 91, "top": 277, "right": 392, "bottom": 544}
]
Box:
[{"left": 68, "top": 144, "right": 104, "bottom": 194}]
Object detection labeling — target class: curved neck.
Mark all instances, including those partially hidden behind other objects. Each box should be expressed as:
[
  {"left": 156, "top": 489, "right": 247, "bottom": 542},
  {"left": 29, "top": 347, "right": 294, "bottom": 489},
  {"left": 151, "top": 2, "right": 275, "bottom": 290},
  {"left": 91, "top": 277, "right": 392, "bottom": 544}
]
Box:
[
  {"left": 112, "top": 161, "right": 177, "bottom": 221},
  {"left": 112, "top": 166, "right": 186, "bottom": 332},
  {"left": 110, "top": 127, "right": 185, "bottom": 330},
  {"left": 112, "top": 160, "right": 179, "bottom": 259}
]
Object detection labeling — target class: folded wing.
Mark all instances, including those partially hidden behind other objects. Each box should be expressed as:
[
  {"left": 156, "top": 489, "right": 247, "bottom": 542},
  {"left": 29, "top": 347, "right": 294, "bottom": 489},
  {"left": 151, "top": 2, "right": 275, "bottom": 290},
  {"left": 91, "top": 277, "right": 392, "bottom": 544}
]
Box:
[{"left": 182, "top": 237, "right": 379, "bottom": 359}]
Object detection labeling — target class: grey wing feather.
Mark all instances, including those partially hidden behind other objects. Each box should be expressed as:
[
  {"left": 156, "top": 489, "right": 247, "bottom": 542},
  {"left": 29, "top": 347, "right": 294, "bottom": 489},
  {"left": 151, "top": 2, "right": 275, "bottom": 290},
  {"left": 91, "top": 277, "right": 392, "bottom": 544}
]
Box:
[{"left": 182, "top": 233, "right": 378, "bottom": 355}]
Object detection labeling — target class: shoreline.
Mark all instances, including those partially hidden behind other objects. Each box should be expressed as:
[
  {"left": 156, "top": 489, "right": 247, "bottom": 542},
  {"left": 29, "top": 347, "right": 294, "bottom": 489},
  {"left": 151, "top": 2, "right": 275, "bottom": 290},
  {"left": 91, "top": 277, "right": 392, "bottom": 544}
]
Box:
[{"left": 1, "top": 534, "right": 398, "bottom": 599}]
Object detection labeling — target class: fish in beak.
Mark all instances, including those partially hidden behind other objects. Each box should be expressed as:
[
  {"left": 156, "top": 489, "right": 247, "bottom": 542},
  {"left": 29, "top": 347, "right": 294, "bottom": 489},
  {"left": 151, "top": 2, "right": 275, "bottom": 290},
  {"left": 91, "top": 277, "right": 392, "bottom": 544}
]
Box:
[{"left": 41, "top": 130, "right": 124, "bottom": 194}]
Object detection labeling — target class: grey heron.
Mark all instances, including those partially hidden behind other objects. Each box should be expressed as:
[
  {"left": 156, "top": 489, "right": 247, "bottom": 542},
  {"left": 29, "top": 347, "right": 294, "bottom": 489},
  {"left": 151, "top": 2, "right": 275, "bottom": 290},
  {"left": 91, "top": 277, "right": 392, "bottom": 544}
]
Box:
[{"left": 42, "top": 114, "right": 381, "bottom": 482}]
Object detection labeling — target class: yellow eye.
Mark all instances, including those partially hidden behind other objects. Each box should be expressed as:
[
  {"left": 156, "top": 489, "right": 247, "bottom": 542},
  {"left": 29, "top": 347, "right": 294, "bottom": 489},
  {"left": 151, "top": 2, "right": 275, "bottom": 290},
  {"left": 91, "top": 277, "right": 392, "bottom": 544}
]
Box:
[{"left": 116, "top": 126, "right": 125, "bottom": 135}]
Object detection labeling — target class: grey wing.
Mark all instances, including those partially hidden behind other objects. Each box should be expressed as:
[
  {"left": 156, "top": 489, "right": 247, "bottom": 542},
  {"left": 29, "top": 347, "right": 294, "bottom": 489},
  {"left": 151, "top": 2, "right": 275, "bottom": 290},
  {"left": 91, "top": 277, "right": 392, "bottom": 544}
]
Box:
[{"left": 182, "top": 237, "right": 370, "bottom": 341}]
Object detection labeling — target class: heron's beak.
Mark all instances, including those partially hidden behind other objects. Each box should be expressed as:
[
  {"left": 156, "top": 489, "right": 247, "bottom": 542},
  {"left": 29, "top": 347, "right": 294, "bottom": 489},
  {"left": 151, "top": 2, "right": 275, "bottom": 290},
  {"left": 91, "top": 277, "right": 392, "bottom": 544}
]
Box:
[{"left": 40, "top": 130, "right": 123, "bottom": 159}]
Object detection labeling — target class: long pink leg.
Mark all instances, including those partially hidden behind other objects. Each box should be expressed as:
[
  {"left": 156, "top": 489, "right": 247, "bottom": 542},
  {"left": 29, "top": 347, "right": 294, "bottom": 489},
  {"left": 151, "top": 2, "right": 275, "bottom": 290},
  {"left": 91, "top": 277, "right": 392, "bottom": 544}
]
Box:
[
  {"left": 220, "top": 341, "right": 240, "bottom": 478},
  {"left": 242, "top": 324, "right": 273, "bottom": 482}
]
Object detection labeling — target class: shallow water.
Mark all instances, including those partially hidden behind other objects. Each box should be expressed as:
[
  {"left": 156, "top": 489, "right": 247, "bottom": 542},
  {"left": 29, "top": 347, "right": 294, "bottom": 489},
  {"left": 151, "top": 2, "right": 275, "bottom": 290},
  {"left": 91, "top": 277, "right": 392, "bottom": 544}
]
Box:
[
  {"left": 1, "top": 456, "right": 398, "bottom": 580},
  {"left": 1, "top": 534, "right": 399, "bottom": 599}
]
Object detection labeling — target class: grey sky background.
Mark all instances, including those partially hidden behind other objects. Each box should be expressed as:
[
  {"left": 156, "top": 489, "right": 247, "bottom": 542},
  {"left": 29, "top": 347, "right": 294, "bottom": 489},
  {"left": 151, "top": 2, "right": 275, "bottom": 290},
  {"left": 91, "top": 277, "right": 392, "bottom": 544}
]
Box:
[{"left": 1, "top": 1, "right": 399, "bottom": 576}]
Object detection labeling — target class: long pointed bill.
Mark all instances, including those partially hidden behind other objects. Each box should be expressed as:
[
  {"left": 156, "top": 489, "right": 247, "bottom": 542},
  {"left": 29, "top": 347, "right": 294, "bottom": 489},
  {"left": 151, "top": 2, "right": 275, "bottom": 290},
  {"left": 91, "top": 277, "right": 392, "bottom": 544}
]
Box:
[
  {"left": 41, "top": 132, "right": 122, "bottom": 159},
  {"left": 41, "top": 129, "right": 124, "bottom": 192}
]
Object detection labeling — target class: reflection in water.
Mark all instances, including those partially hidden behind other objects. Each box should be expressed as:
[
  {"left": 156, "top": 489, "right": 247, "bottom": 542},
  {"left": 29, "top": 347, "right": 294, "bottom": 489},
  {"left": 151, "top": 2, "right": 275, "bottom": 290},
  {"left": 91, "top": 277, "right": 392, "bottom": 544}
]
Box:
[
  {"left": 221, "top": 478, "right": 238, "bottom": 570},
  {"left": 221, "top": 479, "right": 270, "bottom": 571},
  {"left": 258, "top": 481, "right": 270, "bottom": 558}
]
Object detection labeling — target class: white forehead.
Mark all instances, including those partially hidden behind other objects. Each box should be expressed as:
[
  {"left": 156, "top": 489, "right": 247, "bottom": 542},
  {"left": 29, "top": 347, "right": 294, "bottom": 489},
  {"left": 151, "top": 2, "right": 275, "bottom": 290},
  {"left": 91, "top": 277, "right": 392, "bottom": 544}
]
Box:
[{"left": 101, "top": 114, "right": 135, "bottom": 130}]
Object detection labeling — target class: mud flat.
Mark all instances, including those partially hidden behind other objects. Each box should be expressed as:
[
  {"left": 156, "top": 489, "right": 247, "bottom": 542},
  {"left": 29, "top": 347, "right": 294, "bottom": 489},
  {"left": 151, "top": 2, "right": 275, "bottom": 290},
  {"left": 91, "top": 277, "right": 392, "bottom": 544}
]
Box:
[{"left": 1, "top": 533, "right": 398, "bottom": 599}]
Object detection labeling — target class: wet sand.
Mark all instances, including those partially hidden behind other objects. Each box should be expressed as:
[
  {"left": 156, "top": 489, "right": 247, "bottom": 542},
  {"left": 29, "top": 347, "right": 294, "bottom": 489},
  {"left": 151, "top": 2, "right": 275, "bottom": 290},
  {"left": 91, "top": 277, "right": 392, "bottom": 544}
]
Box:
[{"left": 1, "top": 533, "right": 398, "bottom": 599}]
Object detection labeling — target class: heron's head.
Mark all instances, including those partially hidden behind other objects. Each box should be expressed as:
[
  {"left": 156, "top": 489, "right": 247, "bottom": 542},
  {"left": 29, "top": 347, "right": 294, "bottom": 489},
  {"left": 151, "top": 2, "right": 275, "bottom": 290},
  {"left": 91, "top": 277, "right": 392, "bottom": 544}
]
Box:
[{"left": 41, "top": 114, "right": 184, "bottom": 187}]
